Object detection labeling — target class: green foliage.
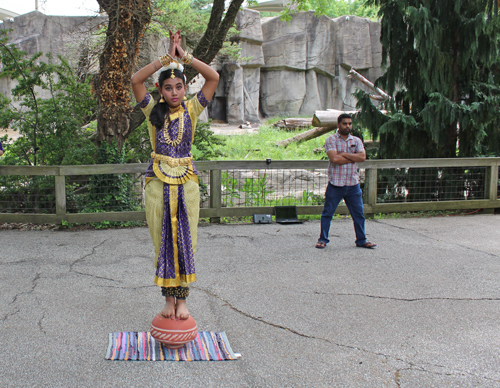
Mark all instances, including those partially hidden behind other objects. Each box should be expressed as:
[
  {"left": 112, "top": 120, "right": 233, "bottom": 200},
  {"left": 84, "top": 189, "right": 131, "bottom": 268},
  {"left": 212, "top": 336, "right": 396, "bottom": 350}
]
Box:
[
  {"left": 357, "top": 0, "right": 500, "bottom": 159},
  {"left": 221, "top": 171, "right": 240, "bottom": 206},
  {"left": 282, "top": 0, "right": 379, "bottom": 21},
  {"left": 0, "top": 30, "right": 98, "bottom": 166},
  {"left": 0, "top": 174, "right": 56, "bottom": 214},
  {"left": 221, "top": 169, "right": 325, "bottom": 208},
  {"left": 301, "top": 189, "right": 325, "bottom": 205},
  {"left": 79, "top": 142, "right": 140, "bottom": 212},
  {"left": 67, "top": 142, "right": 143, "bottom": 228},
  {"left": 240, "top": 173, "right": 274, "bottom": 206},
  {"left": 191, "top": 120, "right": 226, "bottom": 160},
  {"left": 152, "top": 0, "right": 242, "bottom": 61},
  {"left": 123, "top": 120, "right": 152, "bottom": 163},
  {"left": 215, "top": 123, "right": 330, "bottom": 160}
]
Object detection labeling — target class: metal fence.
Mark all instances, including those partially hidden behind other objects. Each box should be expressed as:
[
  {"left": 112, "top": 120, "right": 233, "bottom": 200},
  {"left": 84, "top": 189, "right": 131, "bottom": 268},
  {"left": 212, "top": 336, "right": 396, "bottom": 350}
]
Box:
[{"left": 0, "top": 158, "right": 499, "bottom": 224}]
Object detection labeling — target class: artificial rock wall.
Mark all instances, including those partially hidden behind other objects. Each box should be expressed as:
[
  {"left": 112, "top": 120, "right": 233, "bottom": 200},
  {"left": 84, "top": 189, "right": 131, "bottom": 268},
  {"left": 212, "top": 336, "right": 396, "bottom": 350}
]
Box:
[
  {"left": 1, "top": 10, "right": 383, "bottom": 125},
  {"left": 0, "top": 11, "right": 106, "bottom": 102},
  {"left": 216, "top": 10, "right": 383, "bottom": 123},
  {"left": 210, "top": 9, "right": 264, "bottom": 124}
]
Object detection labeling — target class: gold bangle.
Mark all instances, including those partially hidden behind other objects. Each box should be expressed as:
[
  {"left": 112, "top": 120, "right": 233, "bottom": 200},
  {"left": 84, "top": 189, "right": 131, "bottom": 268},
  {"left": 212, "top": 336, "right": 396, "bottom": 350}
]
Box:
[
  {"left": 159, "top": 54, "right": 175, "bottom": 67},
  {"left": 181, "top": 52, "right": 193, "bottom": 65}
]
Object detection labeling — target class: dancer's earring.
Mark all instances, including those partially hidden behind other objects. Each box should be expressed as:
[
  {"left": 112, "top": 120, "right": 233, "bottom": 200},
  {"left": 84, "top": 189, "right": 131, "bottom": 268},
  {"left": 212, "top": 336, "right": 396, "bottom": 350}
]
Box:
[{"left": 160, "top": 95, "right": 165, "bottom": 103}]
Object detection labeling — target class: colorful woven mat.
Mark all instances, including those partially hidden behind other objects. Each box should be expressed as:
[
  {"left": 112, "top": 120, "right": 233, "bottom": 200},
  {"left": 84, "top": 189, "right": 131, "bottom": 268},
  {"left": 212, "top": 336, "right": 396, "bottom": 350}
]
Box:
[{"left": 105, "top": 331, "right": 240, "bottom": 361}]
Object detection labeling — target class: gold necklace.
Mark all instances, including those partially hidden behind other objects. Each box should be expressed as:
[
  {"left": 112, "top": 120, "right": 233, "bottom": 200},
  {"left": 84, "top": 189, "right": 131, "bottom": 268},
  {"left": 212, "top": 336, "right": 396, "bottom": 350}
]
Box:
[{"left": 163, "top": 106, "right": 184, "bottom": 147}]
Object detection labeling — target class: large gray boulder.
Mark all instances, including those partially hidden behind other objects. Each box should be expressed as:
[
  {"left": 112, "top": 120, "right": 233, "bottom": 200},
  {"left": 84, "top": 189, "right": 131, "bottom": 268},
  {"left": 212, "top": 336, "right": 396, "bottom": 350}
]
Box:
[
  {"left": 259, "top": 12, "right": 382, "bottom": 118},
  {"left": 333, "top": 15, "right": 373, "bottom": 70},
  {"left": 0, "top": 11, "right": 105, "bottom": 102},
  {"left": 212, "top": 8, "right": 264, "bottom": 124}
]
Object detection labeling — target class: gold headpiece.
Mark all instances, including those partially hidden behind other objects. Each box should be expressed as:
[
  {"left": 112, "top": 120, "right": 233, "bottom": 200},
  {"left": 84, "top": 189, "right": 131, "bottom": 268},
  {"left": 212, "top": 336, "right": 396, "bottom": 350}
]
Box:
[{"left": 170, "top": 69, "right": 175, "bottom": 79}]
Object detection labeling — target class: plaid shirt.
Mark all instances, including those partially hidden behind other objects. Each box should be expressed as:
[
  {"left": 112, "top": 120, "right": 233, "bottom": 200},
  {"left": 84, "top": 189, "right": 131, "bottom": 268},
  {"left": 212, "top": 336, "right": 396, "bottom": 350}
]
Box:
[{"left": 325, "top": 131, "right": 365, "bottom": 186}]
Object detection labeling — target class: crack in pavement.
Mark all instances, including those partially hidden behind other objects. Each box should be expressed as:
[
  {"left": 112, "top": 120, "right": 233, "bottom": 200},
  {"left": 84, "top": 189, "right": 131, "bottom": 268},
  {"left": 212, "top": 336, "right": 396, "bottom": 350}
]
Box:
[
  {"left": 69, "top": 239, "right": 109, "bottom": 272},
  {"left": 37, "top": 312, "right": 46, "bottom": 335},
  {"left": 2, "top": 272, "right": 41, "bottom": 322},
  {"left": 68, "top": 239, "right": 120, "bottom": 283},
  {"left": 1, "top": 307, "right": 20, "bottom": 323},
  {"left": 203, "top": 232, "right": 255, "bottom": 241},
  {"left": 374, "top": 219, "right": 500, "bottom": 258},
  {"left": 193, "top": 286, "right": 500, "bottom": 384},
  {"left": 313, "top": 291, "right": 500, "bottom": 302},
  {"left": 70, "top": 271, "right": 117, "bottom": 282},
  {"left": 394, "top": 369, "right": 404, "bottom": 387},
  {"left": 96, "top": 284, "right": 155, "bottom": 290}
]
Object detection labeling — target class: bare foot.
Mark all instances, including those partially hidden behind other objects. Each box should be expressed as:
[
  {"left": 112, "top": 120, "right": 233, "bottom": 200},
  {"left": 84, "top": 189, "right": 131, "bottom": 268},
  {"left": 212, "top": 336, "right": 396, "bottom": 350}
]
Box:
[
  {"left": 175, "top": 299, "right": 190, "bottom": 320},
  {"left": 160, "top": 296, "right": 176, "bottom": 319}
]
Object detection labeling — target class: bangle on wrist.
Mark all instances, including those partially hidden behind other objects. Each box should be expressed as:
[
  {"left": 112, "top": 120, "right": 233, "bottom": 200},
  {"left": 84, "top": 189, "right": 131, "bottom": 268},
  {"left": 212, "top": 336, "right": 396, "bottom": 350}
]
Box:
[
  {"left": 159, "top": 54, "right": 175, "bottom": 67},
  {"left": 181, "top": 52, "right": 193, "bottom": 65},
  {"left": 152, "top": 61, "right": 158, "bottom": 71}
]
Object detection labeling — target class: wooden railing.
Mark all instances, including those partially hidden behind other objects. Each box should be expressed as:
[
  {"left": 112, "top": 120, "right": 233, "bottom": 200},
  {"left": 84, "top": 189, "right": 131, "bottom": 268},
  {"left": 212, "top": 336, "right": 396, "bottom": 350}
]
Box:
[{"left": 0, "top": 157, "right": 499, "bottom": 224}]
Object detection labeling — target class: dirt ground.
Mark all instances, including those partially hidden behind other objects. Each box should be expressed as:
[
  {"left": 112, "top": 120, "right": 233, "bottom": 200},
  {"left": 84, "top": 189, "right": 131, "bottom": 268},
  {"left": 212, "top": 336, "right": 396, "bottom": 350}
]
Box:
[
  {"left": 209, "top": 123, "right": 259, "bottom": 135},
  {"left": 0, "top": 128, "right": 20, "bottom": 141}
]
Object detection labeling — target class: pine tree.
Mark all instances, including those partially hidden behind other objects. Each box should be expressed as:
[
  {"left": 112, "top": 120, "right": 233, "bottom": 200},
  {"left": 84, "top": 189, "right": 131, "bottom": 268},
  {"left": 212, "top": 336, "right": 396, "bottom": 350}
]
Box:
[{"left": 356, "top": 0, "right": 500, "bottom": 159}]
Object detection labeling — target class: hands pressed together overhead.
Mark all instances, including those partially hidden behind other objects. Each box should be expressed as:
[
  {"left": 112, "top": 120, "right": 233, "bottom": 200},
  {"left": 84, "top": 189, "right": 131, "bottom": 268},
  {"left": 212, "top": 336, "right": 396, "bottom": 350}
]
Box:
[{"left": 168, "top": 29, "right": 185, "bottom": 60}]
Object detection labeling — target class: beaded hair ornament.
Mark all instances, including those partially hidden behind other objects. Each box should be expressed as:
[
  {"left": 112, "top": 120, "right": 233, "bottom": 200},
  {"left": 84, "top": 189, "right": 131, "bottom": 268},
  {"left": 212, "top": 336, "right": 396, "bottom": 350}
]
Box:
[{"left": 155, "top": 61, "right": 185, "bottom": 86}]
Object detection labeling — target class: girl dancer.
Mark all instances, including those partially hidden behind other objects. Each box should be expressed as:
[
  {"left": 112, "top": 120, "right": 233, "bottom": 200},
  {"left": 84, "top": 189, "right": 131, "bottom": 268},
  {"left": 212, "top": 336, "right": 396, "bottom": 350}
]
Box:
[{"left": 131, "top": 30, "right": 219, "bottom": 320}]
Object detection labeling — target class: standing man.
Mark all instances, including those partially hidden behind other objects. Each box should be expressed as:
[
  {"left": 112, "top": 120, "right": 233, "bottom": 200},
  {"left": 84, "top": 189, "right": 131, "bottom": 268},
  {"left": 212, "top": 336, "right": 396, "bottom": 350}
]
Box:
[
  {"left": 0, "top": 141, "right": 3, "bottom": 156},
  {"left": 315, "top": 113, "right": 376, "bottom": 249}
]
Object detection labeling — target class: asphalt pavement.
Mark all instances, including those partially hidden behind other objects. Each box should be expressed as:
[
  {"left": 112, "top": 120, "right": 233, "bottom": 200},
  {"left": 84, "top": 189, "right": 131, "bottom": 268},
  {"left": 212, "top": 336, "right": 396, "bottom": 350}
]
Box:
[{"left": 1, "top": 214, "right": 499, "bottom": 387}]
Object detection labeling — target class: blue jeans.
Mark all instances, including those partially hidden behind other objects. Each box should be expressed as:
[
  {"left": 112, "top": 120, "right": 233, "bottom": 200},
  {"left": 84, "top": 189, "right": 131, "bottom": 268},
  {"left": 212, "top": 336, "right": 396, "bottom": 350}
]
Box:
[{"left": 319, "top": 183, "right": 367, "bottom": 246}]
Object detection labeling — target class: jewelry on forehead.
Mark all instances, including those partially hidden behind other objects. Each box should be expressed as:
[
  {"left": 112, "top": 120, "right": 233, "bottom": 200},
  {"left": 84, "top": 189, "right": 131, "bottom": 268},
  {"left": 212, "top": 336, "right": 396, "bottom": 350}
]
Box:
[{"left": 170, "top": 69, "right": 175, "bottom": 79}]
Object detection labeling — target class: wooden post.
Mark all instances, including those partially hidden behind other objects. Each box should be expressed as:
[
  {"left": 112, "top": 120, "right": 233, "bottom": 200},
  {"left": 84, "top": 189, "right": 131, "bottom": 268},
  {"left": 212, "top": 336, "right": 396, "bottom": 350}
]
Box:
[
  {"left": 364, "top": 168, "right": 378, "bottom": 219},
  {"left": 55, "top": 175, "right": 66, "bottom": 223},
  {"left": 210, "top": 168, "right": 222, "bottom": 223},
  {"left": 484, "top": 163, "right": 499, "bottom": 214}
]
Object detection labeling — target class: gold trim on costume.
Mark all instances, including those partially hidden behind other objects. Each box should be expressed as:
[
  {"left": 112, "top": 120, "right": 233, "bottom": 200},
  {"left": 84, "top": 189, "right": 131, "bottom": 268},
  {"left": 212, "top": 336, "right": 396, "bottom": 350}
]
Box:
[
  {"left": 170, "top": 185, "right": 180, "bottom": 286},
  {"left": 151, "top": 152, "right": 192, "bottom": 167},
  {"left": 145, "top": 174, "right": 198, "bottom": 186},
  {"left": 153, "top": 160, "right": 195, "bottom": 185},
  {"left": 154, "top": 274, "right": 197, "bottom": 288}
]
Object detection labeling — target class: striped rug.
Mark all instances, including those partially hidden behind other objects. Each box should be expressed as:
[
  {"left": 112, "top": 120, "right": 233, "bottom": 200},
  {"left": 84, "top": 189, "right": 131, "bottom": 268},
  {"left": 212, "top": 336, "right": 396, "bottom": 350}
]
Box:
[{"left": 105, "top": 331, "right": 240, "bottom": 361}]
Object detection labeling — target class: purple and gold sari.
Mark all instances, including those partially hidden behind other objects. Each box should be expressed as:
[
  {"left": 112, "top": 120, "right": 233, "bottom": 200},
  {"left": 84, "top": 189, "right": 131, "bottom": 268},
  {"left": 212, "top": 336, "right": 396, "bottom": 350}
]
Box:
[{"left": 140, "top": 91, "right": 209, "bottom": 288}]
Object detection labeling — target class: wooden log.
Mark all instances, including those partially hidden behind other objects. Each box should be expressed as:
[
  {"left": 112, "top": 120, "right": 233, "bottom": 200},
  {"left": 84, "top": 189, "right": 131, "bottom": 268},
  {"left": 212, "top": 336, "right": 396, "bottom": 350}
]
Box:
[
  {"left": 312, "top": 109, "right": 357, "bottom": 127},
  {"left": 348, "top": 68, "right": 390, "bottom": 100},
  {"left": 276, "top": 127, "right": 333, "bottom": 148},
  {"left": 312, "top": 108, "right": 388, "bottom": 127},
  {"left": 273, "top": 118, "right": 313, "bottom": 131}
]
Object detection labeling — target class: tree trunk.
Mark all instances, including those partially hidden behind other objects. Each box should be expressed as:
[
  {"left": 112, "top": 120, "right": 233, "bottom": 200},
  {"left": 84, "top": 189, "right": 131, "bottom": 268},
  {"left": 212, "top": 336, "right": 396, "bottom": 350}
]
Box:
[
  {"left": 95, "top": 0, "right": 151, "bottom": 149},
  {"left": 276, "top": 127, "right": 334, "bottom": 148},
  {"left": 184, "top": 0, "right": 245, "bottom": 83},
  {"left": 128, "top": 0, "right": 244, "bottom": 135},
  {"left": 348, "top": 68, "right": 390, "bottom": 101}
]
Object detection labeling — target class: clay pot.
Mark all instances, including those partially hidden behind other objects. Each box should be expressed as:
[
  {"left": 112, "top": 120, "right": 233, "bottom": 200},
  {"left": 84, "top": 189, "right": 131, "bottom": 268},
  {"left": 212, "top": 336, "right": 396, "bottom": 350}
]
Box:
[{"left": 150, "top": 314, "right": 198, "bottom": 349}]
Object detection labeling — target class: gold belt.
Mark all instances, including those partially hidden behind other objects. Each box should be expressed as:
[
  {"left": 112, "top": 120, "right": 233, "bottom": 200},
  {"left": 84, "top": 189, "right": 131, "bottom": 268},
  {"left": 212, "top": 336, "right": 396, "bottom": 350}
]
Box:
[{"left": 151, "top": 152, "right": 192, "bottom": 168}]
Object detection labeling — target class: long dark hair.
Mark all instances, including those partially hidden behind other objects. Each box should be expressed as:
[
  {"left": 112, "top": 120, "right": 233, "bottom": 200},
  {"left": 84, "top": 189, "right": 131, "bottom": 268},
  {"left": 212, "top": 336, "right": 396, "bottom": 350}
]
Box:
[{"left": 149, "top": 68, "right": 186, "bottom": 129}]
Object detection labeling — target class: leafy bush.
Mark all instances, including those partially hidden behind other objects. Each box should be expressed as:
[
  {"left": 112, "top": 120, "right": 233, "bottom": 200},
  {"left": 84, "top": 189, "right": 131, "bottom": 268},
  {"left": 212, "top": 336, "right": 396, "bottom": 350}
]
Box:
[{"left": 0, "top": 30, "right": 98, "bottom": 167}]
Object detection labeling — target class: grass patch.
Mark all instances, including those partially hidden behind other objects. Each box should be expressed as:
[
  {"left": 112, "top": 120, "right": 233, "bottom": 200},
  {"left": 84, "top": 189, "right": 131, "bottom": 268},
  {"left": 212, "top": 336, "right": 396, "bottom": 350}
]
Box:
[{"left": 215, "top": 121, "right": 330, "bottom": 160}]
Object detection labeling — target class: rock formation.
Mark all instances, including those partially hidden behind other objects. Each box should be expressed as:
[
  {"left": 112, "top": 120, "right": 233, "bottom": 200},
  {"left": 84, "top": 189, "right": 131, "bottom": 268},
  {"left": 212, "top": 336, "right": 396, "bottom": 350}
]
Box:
[{"left": 1, "top": 9, "right": 383, "bottom": 125}]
